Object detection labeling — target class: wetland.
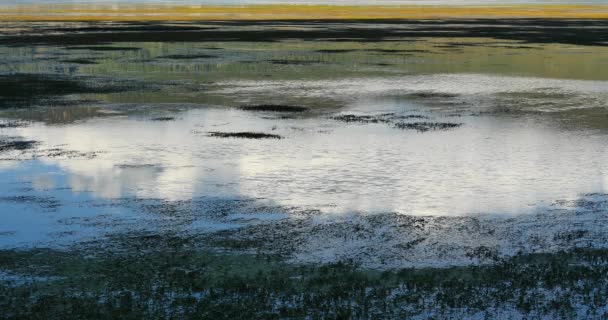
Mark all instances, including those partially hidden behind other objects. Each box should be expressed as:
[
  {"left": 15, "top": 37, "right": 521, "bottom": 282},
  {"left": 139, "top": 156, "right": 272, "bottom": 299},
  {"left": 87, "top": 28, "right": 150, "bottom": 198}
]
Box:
[{"left": 1, "top": 17, "right": 608, "bottom": 319}]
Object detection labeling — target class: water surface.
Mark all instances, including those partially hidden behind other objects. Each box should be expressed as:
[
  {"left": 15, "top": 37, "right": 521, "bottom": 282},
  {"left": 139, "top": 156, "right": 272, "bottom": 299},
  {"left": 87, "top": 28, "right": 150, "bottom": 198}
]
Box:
[{"left": 1, "top": 21, "right": 608, "bottom": 260}]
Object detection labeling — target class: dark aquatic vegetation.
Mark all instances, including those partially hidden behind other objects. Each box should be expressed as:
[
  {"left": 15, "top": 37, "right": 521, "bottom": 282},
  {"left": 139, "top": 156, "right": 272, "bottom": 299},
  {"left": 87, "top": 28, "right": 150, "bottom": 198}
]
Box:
[
  {"left": 491, "top": 45, "right": 539, "bottom": 49},
  {"left": 407, "top": 91, "right": 460, "bottom": 99},
  {"left": 394, "top": 121, "right": 463, "bottom": 132},
  {"left": 365, "top": 48, "right": 425, "bottom": 53},
  {"left": 316, "top": 49, "right": 358, "bottom": 53},
  {"left": 238, "top": 105, "right": 309, "bottom": 113},
  {"left": 150, "top": 117, "right": 176, "bottom": 121},
  {"left": 0, "top": 74, "right": 90, "bottom": 104},
  {"left": 157, "top": 54, "right": 217, "bottom": 59},
  {"left": 60, "top": 59, "right": 98, "bottom": 65},
  {"left": 331, "top": 114, "right": 392, "bottom": 124},
  {"left": 331, "top": 113, "right": 429, "bottom": 124},
  {"left": 42, "top": 148, "right": 99, "bottom": 159},
  {"left": 264, "top": 59, "right": 321, "bottom": 65},
  {"left": 0, "top": 74, "right": 146, "bottom": 108},
  {"left": 0, "top": 139, "right": 38, "bottom": 153},
  {"left": 207, "top": 132, "right": 283, "bottom": 139},
  {"left": 64, "top": 46, "right": 141, "bottom": 51},
  {"left": 0, "top": 121, "right": 29, "bottom": 129},
  {"left": 395, "top": 114, "right": 430, "bottom": 120},
  {"left": 2, "top": 242, "right": 608, "bottom": 319},
  {"left": 0, "top": 142, "right": 99, "bottom": 159}
]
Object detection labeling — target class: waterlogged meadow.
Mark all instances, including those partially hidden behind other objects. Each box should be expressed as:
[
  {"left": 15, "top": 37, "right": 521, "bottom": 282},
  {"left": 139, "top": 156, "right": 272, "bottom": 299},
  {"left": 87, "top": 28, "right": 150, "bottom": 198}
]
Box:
[{"left": 1, "top": 19, "right": 608, "bottom": 319}]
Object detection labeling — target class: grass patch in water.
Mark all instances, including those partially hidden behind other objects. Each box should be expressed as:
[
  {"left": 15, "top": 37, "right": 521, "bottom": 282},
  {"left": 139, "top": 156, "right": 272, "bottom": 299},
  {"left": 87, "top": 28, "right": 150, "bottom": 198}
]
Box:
[
  {"left": 158, "top": 54, "right": 217, "bottom": 59},
  {"left": 331, "top": 114, "right": 392, "bottom": 124},
  {"left": 60, "top": 59, "right": 99, "bottom": 65},
  {"left": 150, "top": 117, "right": 176, "bottom": 121},
  {"left": 331, "top": 113, "right": 430, "bottom": 125},
  {"left": 0, "top": 120, "right": 29, "bottom": 128},
  {"left": 207, "top": 131, "right": 283, "bottom": 139},
  {"left": 238, "top": 104, "right": 308, "bottom": 113},
  {"left": 1, "top": 244, "right": 608, "bottom": 319},
  {"left": 0, "top": 74, "right": 145, "bottom": 109},
  {"left": 0, "top": 139, "right": 38, "bottom": 153},
  {"left": 394, "top": 121, "right": 463, "bottom": 132},
  {"left": 316, "top": 49, "right": 358, "bottom": 53},
  {"left": 64, "top": 46, "right": 141, "bottom": 51}
]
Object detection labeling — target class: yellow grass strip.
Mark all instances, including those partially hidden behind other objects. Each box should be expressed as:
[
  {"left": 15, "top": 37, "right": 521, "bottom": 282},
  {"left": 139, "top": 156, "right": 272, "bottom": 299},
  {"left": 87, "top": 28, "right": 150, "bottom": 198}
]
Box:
[{"left": 1, "top": 5, "right": 608, "bottom": 21}]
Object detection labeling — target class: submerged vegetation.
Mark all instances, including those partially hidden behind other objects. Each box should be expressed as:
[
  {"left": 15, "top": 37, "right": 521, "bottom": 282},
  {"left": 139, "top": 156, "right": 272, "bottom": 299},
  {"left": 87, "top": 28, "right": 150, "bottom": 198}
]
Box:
[
  {"left": 0, "top": 73, "right": 145, "bottom": 109},
  {"left": 158, "top": 54, "right": 218, "bottom": 60},
  {"left": 207, "top": 131, "right": 283, "bottom": 139},
  {"left": 60, "top": 59, "right": 99, "bottom": 65},
  {"left": 331, "top": 113, "right": 430, "bottom": 124},
  {"left": 330, "top": 113, "right": 461, "bottom": 132},
  {"left": 394, "top": 121, "right": 463, "bottom": 132},
  {"left": 150, "top": 117, "right": 176, "bottom": 121},
  {"left": 238, "top": 105, "right": 309, "bottom": 113},
  {"left": 0, "top": 139, "right": 38, "bottom": 153},
  {"left": 1, "top": 242, "right": 608, "bottom": 319},
  {"left": 64, "top": 46, "right": 142, "bottom": 52},
  {"left": 0, "top": 74, "right": 91, "bottom": 108}
]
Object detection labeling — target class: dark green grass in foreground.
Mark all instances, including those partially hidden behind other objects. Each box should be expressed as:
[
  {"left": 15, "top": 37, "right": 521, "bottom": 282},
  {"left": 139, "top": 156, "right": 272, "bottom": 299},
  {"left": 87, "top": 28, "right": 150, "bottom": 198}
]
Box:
[{"left": 1, "top": 245, "right": 608, "bottom": 319}]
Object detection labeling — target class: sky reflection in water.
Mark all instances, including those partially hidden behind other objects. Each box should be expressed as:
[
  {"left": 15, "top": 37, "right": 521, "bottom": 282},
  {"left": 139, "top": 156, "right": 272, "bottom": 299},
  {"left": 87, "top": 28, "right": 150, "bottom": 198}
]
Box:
[
  {"left": 1, "top": 31, "right": 608, "bottom": 248},
  {"left": 1, "top": 76, "right": 608, "bottom": 247}
]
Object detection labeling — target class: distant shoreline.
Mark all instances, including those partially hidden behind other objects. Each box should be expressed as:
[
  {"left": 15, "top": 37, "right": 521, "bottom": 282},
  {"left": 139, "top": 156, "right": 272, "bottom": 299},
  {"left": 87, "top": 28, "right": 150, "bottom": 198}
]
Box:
[{"left": 2, "top": 4, "right": 608, "bottom": 21}]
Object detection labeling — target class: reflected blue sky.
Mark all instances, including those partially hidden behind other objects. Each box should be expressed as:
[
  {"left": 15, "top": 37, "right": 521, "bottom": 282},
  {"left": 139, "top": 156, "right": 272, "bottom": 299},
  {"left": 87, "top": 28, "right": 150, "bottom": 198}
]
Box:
[{"left": 0, "top": 161, "right": 138, "bottom": 247}]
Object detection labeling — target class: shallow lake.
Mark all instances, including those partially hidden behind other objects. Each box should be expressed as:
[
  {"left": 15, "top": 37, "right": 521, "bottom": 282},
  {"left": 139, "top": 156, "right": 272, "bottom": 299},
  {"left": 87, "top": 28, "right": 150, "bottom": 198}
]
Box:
[{"left": 1, "top": 21, "right": 607, "bottom": 260}]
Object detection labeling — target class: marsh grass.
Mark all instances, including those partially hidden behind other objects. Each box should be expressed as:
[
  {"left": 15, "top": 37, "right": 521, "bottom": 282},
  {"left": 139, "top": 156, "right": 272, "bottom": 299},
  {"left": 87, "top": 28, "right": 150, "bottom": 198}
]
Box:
[
  {"left": 207, "top": 132, "right": 283, "bottom": 139},
  {"left": 0, "top": 139, "right": 38, "bottom": 153},
  {"left": 1, "top": 243, "right": 608, "bottom": 319},
  {"left": 238, "top": 105, "right": 309, "bottom": 113},
  {"left": 60, "top": 59, "right": 99, "bottom": 65},
  {"left": 394, "top": 121, "right": 463, "bottom": 132},
  {"left": 64, "top": 46, "right": 142, "bottom": 52}
]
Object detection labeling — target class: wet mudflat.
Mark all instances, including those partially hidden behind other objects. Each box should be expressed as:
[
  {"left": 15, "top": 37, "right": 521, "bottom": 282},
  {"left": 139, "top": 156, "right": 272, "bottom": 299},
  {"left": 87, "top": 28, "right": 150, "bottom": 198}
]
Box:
[{"left": 2, "top": 20, "right": 608, "bottom": 318}]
